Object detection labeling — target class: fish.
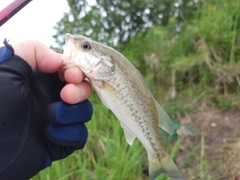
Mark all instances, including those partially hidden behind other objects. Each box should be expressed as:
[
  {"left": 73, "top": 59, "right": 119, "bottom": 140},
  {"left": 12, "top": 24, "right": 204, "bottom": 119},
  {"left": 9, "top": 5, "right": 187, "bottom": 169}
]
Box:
[{"left": 62, "top": 33, "right": 184, "bottom": 180}]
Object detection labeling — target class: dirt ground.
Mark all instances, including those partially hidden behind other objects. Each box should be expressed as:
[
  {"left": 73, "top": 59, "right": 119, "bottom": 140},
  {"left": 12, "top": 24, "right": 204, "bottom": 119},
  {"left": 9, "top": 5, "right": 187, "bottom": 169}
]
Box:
[{"left": 178, "top": 110, "right": 240, "bottom": 180}]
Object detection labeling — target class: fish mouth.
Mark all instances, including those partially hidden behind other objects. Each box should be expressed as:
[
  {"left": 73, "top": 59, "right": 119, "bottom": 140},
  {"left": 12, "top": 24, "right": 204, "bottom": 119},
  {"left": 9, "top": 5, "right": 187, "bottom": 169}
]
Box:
[{"left": 62, "top": 35, "right": 76, "bottom": 63}]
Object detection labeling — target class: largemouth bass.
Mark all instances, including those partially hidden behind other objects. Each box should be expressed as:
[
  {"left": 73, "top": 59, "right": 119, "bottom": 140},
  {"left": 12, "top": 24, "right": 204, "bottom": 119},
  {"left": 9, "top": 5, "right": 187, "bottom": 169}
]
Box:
[{"left": 62, "top": 33, "right": 184, "bottom": 180}]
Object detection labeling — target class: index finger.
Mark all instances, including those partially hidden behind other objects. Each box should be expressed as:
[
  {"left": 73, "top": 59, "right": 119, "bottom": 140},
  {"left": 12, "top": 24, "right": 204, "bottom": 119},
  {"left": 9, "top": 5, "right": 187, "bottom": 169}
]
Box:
[{"left": 13, "top": 40, "right": 61, "bottom": 72}]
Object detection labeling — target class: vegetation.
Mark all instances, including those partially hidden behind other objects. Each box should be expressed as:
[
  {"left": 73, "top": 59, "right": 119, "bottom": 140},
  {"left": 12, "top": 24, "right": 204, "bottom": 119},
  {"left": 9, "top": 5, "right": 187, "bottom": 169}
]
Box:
[
  {"left": 33, "top": 0, "right": 240, "bottom": 179},
  {"left": 52, "top": 0, "right": 199, "bottom": 47}
]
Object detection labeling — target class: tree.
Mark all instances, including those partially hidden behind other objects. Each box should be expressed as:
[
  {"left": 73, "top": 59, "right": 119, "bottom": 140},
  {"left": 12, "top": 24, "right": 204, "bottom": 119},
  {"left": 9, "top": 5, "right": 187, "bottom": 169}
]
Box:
[
  {"left": 114, "top": 0, "right": 240, "bottom": 107},
  {"left": 52, "top": 0, "right": 201, "bottom": 51}
]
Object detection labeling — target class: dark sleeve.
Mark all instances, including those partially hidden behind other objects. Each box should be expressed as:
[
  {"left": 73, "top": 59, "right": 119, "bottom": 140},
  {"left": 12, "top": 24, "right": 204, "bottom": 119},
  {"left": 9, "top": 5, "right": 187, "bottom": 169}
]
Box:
[
  {"left": 0, "top": 54, "right": 34, "bottom": 177},
  {"left": 0, "top": 45, "right": 67, "bottom": 180},
  {"left": 0, "top": 42, "right": 90, "bottom": 180}
]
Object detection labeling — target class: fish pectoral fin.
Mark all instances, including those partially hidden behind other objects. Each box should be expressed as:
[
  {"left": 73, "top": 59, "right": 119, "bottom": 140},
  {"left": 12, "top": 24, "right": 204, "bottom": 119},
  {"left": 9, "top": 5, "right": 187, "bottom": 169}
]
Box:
[
  {"left": 154, "top": 100, "right": 174, "bottom": 135},
  {"left": 91, "top": 80, "right": 111, "bottom": 109},
  {"left": 121, "top": 123, "right": 136, "bottom": 146}
]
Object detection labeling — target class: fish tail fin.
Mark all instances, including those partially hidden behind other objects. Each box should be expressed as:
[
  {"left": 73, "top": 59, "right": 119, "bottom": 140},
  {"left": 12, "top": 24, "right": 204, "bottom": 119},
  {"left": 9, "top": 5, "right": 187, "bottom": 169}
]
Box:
[{"left": 148, "top": 155, "right": 184, "bottom": 180}]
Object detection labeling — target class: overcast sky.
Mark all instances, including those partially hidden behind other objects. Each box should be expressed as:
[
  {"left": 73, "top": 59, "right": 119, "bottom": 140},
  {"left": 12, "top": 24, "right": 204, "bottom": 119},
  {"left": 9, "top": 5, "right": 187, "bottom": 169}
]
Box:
[{"left": 0, "top": 0, "right": 69, "bottom": 47}]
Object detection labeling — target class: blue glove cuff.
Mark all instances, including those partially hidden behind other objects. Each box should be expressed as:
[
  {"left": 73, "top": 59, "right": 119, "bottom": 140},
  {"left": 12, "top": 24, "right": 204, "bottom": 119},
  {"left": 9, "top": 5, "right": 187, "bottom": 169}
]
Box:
[
  {"left": 44, "top": 153, "right": 52, "bottom": 167},
  {"left": 54, "top": 100, "right": 93, "bottom": 124},
  {"left": 45, "top": 100, "right": 93, "bottom": 148},
  {"left": 0, "top": 39, "right": 14, "bottom": 63},
  {"left": 47, "top": 123, "right": 88, "bottom": 143}
]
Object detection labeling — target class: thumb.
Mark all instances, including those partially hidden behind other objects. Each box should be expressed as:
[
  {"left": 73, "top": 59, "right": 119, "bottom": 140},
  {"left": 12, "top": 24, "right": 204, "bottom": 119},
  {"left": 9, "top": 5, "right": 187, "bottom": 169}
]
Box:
[{"left": 12, "top": 40, "right": 62, "bottom": 73}]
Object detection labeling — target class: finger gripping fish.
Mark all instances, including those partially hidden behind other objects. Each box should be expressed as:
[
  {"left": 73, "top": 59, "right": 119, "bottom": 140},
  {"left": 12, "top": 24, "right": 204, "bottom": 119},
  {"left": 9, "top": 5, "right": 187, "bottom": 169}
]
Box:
[{"left": 62, "top": 33, "right": 184, "bottom": 180}]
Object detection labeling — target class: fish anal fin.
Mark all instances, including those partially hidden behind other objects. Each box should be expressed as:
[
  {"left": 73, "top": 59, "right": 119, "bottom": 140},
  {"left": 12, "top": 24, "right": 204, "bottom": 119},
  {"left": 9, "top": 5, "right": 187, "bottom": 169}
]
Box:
[
  {"left": 121, "top": 123, "right": 136, "bottom": 146},
  {"left": 154, "top": 100, "right": 174, "bottom": 135}
]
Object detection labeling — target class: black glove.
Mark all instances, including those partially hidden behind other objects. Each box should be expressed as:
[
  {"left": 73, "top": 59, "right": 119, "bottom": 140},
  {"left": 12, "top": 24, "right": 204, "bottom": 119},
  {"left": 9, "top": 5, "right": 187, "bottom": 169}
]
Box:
[{"left": 0, "top": 43, "right": 93, "bottom": 180}]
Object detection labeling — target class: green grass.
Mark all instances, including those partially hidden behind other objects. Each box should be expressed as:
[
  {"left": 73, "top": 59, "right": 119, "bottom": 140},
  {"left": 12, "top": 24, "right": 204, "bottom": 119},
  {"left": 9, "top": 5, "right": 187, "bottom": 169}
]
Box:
[
  {"left": 31, "top": 95, "right": 184, "bottom": 180},
  {"left": 31, "top": 89, "right": 240, "bottom": 179}
]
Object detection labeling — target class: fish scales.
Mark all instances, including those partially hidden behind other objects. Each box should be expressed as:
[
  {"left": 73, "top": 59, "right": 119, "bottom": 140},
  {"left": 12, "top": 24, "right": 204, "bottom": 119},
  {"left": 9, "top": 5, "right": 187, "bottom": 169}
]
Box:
[
  {"left": 62, "top": 33, "right": 185, "bottom": 180},
  {"left": 106, "top": 56, "right": 165, "bottom": 159},
  {"left": 102, "top": 65, "right": 164, "bottom": 160}
]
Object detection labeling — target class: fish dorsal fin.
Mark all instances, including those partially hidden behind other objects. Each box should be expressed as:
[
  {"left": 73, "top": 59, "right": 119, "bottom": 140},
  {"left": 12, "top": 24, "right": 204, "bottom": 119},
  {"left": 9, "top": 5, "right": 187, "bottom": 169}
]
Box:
[
  {"left": 120, "top": 123, "right": 136, "bottom": 146},
  {"left": 154, "top": 100, "right": 174, "bottom": 135}
]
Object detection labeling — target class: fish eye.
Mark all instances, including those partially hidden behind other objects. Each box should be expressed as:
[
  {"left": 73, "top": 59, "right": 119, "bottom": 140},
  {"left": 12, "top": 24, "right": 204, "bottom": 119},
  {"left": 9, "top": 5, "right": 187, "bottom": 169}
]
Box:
[{"left": 81, "top": 41, "right": 92, "bottom": 50}]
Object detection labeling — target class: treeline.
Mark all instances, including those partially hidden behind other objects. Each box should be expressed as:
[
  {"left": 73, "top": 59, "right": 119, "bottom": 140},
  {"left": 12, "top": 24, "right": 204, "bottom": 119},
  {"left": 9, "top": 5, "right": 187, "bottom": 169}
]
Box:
[{"left": 53, "top": 0, "right": 240, "bottom": 111}]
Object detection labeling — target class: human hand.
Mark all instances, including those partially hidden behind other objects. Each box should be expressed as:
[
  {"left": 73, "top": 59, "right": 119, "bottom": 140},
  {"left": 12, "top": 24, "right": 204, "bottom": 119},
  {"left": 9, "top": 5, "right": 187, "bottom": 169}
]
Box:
[
  {"left": 13, "top": 39, "right": 92, "bottom": 104},
  {"left": 0, "top": 39, "right": 93, "bottom": 180}
]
